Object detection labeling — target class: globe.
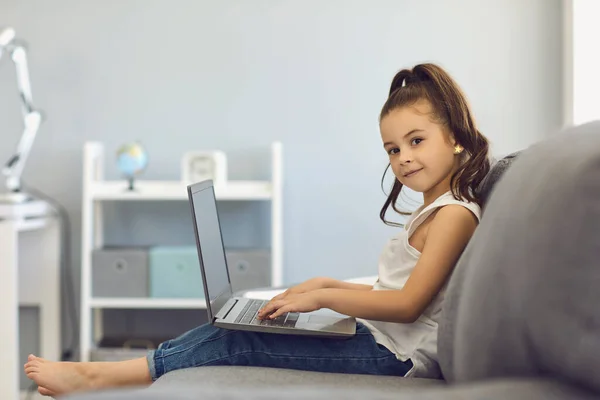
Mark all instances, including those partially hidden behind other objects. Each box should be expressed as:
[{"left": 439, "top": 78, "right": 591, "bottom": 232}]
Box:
[{"left": 116, "top": 142, "right": 148, "bottom": 190}]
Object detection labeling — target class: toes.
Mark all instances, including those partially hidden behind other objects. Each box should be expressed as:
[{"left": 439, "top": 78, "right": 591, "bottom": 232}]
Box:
[
  {"left": 25, "top": 371, "right": 38, "bottom": 379},
  {"left": 24, "top": 360, "right": 40, "bottom": 369},
  {"left": 25, "top": 365, "right": 39, "bottom": 375},
  {"left": 28, "top": 354, "right": 48, "bottom": 363}
]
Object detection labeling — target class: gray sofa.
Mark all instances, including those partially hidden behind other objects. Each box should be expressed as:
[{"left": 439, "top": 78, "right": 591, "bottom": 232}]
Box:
[{"left": 66, "top": 122, "right": 600, "bottom": 399}]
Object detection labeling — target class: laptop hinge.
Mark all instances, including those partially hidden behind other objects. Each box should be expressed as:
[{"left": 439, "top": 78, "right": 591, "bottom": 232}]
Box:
[{"left": 214, "top": 298, "right": 238, "bottom": 320}]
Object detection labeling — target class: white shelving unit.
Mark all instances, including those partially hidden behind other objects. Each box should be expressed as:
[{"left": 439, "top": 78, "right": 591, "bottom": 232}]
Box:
[
  {"left": 80, "top": 141, "right": 283, "bottom": 362},
  {"left": 89, "top": 297, "right": 208, "bottom": 309}
]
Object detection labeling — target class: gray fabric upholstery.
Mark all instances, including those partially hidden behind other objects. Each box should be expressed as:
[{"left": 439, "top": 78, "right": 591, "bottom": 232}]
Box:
[
  {"left": 476, "top": 152, "right": 520, "bottom": 209},
  {"left": 439, "top": 121, "right": 600, "bottom": 395},
  {"left": 437, "top": 151, "right": 519, "bottom": 381},
  {"left": 63, "top": 378, "right": 598, "bottom": 400},
  {"left": 153, "top": 366, "right": 442, "bottom": 391}
]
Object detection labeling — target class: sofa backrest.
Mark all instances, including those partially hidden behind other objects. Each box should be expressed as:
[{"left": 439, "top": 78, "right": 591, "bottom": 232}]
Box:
[
  {"left": 433, "top": 151, "right": 518, "bottom": 379},
  {"left": 437, "top": 121, "right": 600, "bottom": 395},
  {"left": 476, "top": 152, "right": 520, "bottom": 209}
]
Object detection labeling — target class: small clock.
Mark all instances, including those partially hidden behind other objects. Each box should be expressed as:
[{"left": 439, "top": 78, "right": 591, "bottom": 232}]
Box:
[{"left": 182, "top": 150, "right": 228, "bottom": 186}]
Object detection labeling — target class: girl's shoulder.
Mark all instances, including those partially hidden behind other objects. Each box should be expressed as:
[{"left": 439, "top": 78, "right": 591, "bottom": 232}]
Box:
[
  {"left": 406, "top": 191, "right": 481, "bottom": 236},
  {"left": 435, "top": 191, "right": 482, "bottom": 221}
]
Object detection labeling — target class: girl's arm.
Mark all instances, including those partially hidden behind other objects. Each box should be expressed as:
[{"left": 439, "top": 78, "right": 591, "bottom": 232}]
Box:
[
  {"left": 319, "top": 205, "right": 478, "bottom": 323},
  {"left": 259, "top": 205, "right": 478, "bottom": 322},
  {"left": 323, "top": 278, "right": 373, "bottom": 291}
]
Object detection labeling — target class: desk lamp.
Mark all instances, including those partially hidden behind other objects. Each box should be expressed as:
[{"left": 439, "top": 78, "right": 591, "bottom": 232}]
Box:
[{"left": 0, "top": 27, "right": 43, "bottom": 204}]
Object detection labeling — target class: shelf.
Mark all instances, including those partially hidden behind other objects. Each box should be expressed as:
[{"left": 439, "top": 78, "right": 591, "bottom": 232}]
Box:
[
  {"left": 15, "top": 218, "right": 48, "bottom": 232},
  {"left": 90, "top": 297, "right": 207, "bottom": 309},
  {"left": 80, "top": 141, "right": 283, "bottom": 362},
  {"left": 89, "top": 180, "right": 272, "bottom": 201}
]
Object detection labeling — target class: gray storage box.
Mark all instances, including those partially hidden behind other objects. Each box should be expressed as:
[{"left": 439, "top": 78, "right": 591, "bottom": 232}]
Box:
[
  {"left": 92, "top": 247, "right": 149, "bottom": 297},
  {"left": 226, "top": 249, "right": 271, "bottom": 293}
]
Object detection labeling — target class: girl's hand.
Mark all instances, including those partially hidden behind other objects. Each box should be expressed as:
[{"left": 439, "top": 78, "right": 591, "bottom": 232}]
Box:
[
  {"left": 268, "top": 277, "right": 330, "bottom": 303},
  {"left": 257, "top": 291, "right": 323, "bottom": 320}
]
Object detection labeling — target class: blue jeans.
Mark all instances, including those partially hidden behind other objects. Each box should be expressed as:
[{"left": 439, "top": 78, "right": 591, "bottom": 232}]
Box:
[{"left": 147, "top": 322, "right": 413, "bottom": 380}]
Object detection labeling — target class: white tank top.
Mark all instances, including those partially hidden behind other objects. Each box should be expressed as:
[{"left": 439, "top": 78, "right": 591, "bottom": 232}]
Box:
[{"left": 357, "top": 191, "right": 481, "bottom": 378}]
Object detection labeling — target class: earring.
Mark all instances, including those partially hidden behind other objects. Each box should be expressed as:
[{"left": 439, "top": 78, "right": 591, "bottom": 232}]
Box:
[{"left": 454, "top": 145, "right": 464, "bottom": 154}]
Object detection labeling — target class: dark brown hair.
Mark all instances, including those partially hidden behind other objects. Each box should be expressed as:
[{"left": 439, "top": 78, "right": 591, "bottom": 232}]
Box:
[{"left": 379, "top": 63, "right": 490, "bottom": 226}]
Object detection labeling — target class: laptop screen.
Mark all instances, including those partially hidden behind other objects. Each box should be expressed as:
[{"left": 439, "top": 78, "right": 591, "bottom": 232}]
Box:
[{"left": 189, "top": 182, "right": 231, "bottom": 311}]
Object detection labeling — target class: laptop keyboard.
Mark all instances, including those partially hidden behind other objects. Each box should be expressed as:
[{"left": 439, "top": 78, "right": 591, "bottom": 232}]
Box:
[{"left": 234, "top": 299, "right": 300, "bottom": 328}]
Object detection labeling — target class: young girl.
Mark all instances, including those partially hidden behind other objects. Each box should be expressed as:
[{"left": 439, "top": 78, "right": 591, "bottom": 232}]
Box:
[{"left": 25, "top": 63, "right": 490, "bottom": 397}]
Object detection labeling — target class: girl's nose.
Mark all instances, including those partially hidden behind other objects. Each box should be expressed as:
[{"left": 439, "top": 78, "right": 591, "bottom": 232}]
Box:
[{"left": 399, "top": 150, "right": 413, "bottom": 164}]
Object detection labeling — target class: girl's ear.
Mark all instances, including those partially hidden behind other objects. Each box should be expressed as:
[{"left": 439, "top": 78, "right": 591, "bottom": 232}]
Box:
[
  {"left": 448, "top": 134, "right": 466, "bottom": 155},
  {"left": 446, "top": 130, "right": 458, "bottom": 147}
]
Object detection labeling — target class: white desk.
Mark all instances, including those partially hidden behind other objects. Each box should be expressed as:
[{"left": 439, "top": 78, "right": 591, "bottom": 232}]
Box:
[{"left": 0, "top": 201, "right": 61, "bottom": 400}]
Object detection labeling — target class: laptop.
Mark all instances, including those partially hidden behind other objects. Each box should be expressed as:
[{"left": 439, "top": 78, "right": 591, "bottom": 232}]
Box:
[{"left": 187, "top": 179, "right": 356, "bottom": 338}]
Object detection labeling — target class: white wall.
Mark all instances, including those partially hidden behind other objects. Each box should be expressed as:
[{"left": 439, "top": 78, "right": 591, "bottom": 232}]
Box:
[
  {"left": 0, "top": 0, "right": 563, "bottom": 364},
  {"left": 565, "top": 0, "right": 600, "bottom": 126}
]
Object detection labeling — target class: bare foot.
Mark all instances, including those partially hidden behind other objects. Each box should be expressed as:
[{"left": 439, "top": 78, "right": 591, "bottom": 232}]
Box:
[
  {"left": 36, "top": 386, "right": 54, "bottom": 397},
  {"left": 25, "top": 355, "right": 53, "bottom": 396},
  {"left": 24, "top": 354, "right": 97, "bottom": 396},
  {"left": 24, "top": 354, "right": 152, "bottom": 397}
]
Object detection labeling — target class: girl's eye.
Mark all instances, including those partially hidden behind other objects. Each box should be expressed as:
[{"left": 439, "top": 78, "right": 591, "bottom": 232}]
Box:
[
  {"left": 388, "top": 148, "right": 399, "bottom": 155},
  {"left": 411, "top": 138, "right": 423, "bottom": 146}
]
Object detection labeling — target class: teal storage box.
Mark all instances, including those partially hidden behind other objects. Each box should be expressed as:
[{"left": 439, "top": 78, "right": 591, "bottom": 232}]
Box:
[{"left": 149, "top": 246, "right": 204, "bottom": 299}]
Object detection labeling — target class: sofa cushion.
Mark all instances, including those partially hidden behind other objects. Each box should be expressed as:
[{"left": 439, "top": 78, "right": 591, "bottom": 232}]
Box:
[
  {"left": 152, "top": 366, "right": 443, "bottom": 392},
  {"left": 62, "top": 378, "right": 598, "bottom": 400},
  {"left": 438, "top": 121, "right": 600, "bottom": 394}
]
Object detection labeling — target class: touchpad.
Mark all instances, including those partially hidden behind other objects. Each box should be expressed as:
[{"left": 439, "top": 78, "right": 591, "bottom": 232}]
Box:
[{"left": 307, "top": 315, "right": 340, "bottom": 325}]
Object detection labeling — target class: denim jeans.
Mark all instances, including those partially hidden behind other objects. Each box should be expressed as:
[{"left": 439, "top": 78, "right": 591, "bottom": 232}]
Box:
[{"left": 147, "top": 322, "right": 413, "bottom": 380}]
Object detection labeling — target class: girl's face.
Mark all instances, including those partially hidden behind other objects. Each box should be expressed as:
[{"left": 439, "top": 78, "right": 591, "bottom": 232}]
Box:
[{"left": 380, "top": 99, "right": 461, "bottom": 203}]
